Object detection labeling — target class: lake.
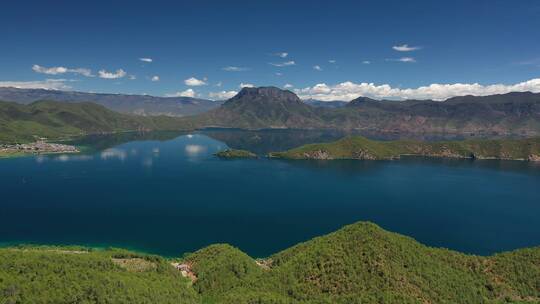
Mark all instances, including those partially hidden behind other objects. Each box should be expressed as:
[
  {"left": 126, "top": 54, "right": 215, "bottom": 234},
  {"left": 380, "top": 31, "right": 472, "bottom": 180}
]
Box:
[{"left": 1, "top": 130, "right": 539, "bottom": 257}]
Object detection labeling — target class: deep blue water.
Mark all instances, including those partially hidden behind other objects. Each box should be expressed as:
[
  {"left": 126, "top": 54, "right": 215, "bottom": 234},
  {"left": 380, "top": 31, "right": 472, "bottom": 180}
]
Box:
[{"left": 1, "top": 130, "right": 539, "bottom": 257}]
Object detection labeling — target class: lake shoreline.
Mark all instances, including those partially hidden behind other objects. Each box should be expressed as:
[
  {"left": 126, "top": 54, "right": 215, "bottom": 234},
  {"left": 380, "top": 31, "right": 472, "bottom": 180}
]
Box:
[
  {"left": 0, "top": 140, "right": 79, "bottom": 159},
  {"left": 1, "top": 220, "right": 539, "bottom": 259}
]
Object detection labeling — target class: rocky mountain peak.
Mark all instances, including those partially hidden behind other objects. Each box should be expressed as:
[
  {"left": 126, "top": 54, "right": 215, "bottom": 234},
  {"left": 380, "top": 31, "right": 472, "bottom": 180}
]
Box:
[
  {"left": 228, "top": 86, "right": 301, "bottom": 104},
  {"left": 346, "top": 96, "right": 379, "bottom": 107}
]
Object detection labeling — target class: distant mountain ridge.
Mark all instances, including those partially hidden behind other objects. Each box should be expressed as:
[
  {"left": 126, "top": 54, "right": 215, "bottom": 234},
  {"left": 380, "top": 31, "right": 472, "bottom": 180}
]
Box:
[
  {"left": 345, "top": 96, "right": 379, "bottom": 106},
  {"left": 186, "top": 87, "right": 540, "bottom": 136},
  {"left": 0, "top": 87, "right": 221, "bottom": 117},
  {"left": 2, "top": 86, "right": 540, "bottom": 138},
  {"left": 0, "top": 100, "right": 188, "bottom": 143},
  {"left": 303, "top": 98, "right": 347, "bottom": 108}
]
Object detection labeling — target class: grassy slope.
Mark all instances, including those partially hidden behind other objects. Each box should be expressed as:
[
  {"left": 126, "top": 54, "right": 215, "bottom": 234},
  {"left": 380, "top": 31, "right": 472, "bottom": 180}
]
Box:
[
  {"left": 270, "top": 136, "right": 540, "bottom": 160},
  {"left": 184, "top": 222, "right": 540, "bottom": 304},
  {"left": 1, "top": 222, "right": 539, "bottom": 303},
  {"left": 0, "top": 247, "right": 199, "bottom": 304},
  {"left": 0, "top": 100, "right": 192, "bottom": 143}
]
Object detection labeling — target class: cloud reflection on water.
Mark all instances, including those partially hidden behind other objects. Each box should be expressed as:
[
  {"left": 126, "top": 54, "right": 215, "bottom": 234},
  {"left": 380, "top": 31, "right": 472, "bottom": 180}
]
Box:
[
  {"left": 185, "top": 144, "right": 206, "bottom": 156},
  {"left": 56, "top": 154, "right": 93, "bottom": 162},
  {"left": 35, "top": 154, "right": 94, "bottom": 163},
  {"left": 100, "top": 148, "right": 127, "bottom": 161},
  {"left": 142, "top": 158, "right": 153, "bottom": 167}
]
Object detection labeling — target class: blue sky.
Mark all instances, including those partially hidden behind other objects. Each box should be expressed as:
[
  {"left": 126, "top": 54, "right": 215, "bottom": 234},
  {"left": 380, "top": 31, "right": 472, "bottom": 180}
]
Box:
[{"left": 1, "top": 0, "right": 539, "bottom": 100}]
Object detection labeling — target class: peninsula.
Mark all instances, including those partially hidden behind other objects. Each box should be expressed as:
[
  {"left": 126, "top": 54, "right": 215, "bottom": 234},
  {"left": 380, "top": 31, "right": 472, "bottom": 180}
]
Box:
[{"left": 269, "top": 136, "right": 540, "bottom": 161}]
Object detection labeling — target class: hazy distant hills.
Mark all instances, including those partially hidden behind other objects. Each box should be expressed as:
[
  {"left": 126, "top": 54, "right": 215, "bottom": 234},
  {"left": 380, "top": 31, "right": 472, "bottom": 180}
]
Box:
[
  {"left": 303, "top": 98, "right": 348, "bottom": 108},
  {"left": 340, "top": 91, "right": 540, "bottom": 135},
  {"left": 189, "top": 87, "right": 540, "bottom": 136},
  {"left": 0, "top": 87, "right": 222, "bottom": 117},
  {"left": 0, "top": 100, "right": 188, "bottom": 143}
]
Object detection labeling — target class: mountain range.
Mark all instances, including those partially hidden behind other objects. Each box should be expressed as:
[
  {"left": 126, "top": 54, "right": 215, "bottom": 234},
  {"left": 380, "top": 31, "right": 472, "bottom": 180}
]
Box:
[
  {"left": 2, "top": 86, "right": 540, "bottom": 142},
  {"left": 186, "top": 87, "right": 540, "bottom": 136},
  {"left": 0, "top": 87, "right": 222, "bottom": 117}
]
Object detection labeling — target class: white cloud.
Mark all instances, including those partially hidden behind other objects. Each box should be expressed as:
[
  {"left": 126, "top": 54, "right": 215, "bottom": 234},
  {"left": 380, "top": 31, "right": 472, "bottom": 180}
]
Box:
[
  {"left": 329, "top": 59, "right": 336, "bottom": 64},
  {"left": 32, "top": 65, "right": 93, "bottom": 77},
  {"left": 139, "top": 58, "right": 153, "bottom": 63},
  {"left": 178, "top": 89, "right": 196, "bottom": 97},
  {"left": 128, "top": 75, "right": 137, "bottom": 80},
  {"left": 151, "top": 75, "right": 160, "bottom": 82},
  {"left": 275, "top": 72, "right": 283, "bottom": 76},
  {"left": 269, "top": 61, "right": 296, "bottom": 67},
  {"left": 239, "top": 83, "right": 255, "bottom": 88},
  {"left": 184, "top": 77, "right": 207, "bottom": 86},
  {"left": 166, "top": 89, "right": 196, "bottom": 98},
  {"left": 387, "top": 57, "right": 416, "bottom": 63},
  {"left": 313, "top": 65, "right": 322, "bottom": 71},
  {"left": 392, "top": 44, "right": 422, "bottom": 52},
  {"left": 70, "top": 68, "right": 93, "bottom": 77},
  {"left": 284, "top": 83, "right": 294, "bottom": 89},
  {"left": 362, "top": 60, "right": 371, "bottom": 64},
  {"left": 0, "top": 79, "right": 72, "bottom": 90},
  {"left": 517, "top": 57, "right": 540, "bottom": 68},
  {"left": 273, "top": 52, "right": 288, "bottom": 58},
  {"left": 399, "top": 57, "right": 416, "bottom": 63},
  {"left": 301, "top": 83, "right": 332, "bottom": 95},
  {"left": 295, "top": 78, "right": 540, "bottom": 101},
  {"left": 32, "top": 65, "right": 68, "bottom": 75},
  {"left": 222, "top": 66, "right": 250, "bottom": 72},
  {"left": 98, "top": 69, "right": 127, "bottom": 79},
  {"left": 216, "top": 81, "right": 222, "bottom": 87},
  {"left": 209, "top": 90, "right": 238, "bottom": 100}
]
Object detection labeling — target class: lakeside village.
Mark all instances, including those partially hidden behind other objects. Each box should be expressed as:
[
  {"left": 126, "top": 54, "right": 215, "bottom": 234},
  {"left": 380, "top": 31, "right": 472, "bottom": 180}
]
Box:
[{"left": 0, "top": 138, "right": 79, "bottom": 155}]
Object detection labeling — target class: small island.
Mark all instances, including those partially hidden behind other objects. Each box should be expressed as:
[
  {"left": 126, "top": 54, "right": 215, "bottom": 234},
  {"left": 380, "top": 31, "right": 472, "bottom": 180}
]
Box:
[
  {"left": 0, "top": 139, "right": 79, "bottom": 158},
  {"left": 269, "top": 136, "right": 540, "bottom": 162},
  {"left": 215, "top": 149, "right": 257, "bottom": 159}
]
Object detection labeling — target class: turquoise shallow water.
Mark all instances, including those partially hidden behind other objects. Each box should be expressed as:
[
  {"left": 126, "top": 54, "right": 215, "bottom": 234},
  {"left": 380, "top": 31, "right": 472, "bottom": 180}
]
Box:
[{"left": 1, "top": 131, "right": 539, "bottom": 257}]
